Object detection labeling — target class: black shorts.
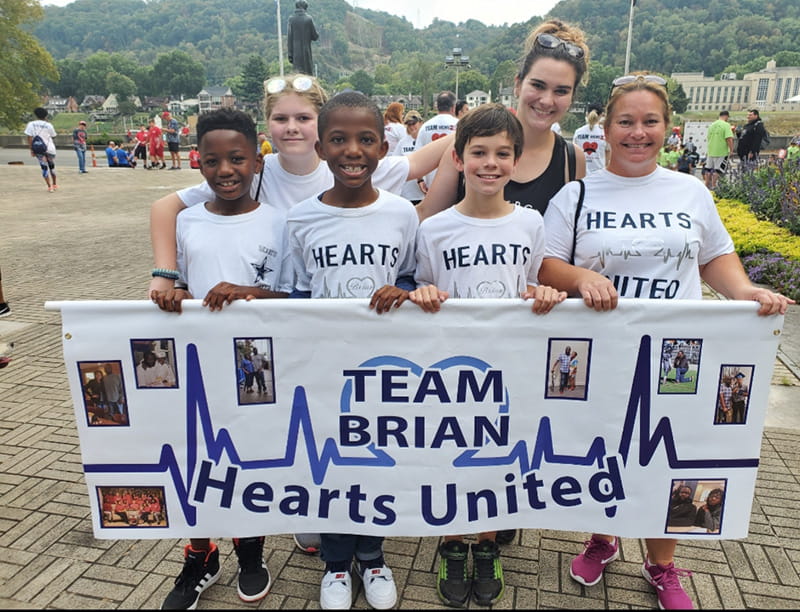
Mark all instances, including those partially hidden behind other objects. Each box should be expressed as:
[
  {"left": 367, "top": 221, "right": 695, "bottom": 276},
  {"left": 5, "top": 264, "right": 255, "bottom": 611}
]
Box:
[{"left": 167, "top": 141, "right": 180, "bottom": 153}]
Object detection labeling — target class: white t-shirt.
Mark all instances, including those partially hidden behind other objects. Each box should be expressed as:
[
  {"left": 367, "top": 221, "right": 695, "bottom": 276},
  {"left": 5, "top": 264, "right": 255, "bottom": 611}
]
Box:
[
  {"left": 394, "top": 133, "right": 425, "bottom": 202},
  {"left": 176, "top": 154, "right": 411, "bottom": 211},
  {"left": 153, "top": 361, "right": 176, "bottom": 386},
  {"left": 176, "top": 202, "right": 294, "bottom": 299},
  {"left": 384, "top": 121, "right": 406, "bottom": 154},
  {"left": 572, "top": 124, "right": 606, "bottom": 173},
  {"left": 543, "top": 166, "right": 734, "bottom": 300},
  {"left": 136, "top": 363, "right": 159, "bottom": 387},
  {"left": 24, "top": 120, "right": 57, "bottom": 155},
  {"left": 414, "top": 113, "right": 458, "bottom": 186},
  {"left": 287, "top": 189, "right": 418, "bottom": 298},
  {"left": 415, "top": 206, "right": 545, "bottom": 298}
]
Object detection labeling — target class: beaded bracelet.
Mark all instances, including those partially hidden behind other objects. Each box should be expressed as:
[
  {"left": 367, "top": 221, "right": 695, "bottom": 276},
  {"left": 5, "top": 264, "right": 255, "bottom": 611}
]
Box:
[{"left": 151, "top": 268, "right": 180, "bottom": 280}]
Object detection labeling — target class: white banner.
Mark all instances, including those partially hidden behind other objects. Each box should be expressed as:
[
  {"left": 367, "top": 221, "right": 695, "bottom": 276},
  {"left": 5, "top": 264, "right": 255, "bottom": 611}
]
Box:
[{"left": 48, "top": 298, "right": 783, "bottom": 541}]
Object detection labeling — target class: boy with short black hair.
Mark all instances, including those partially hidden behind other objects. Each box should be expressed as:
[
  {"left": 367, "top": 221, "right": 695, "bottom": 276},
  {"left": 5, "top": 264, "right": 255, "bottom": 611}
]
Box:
[
  {"left": 151, "top": 107, "right": 293, "bottom": 609},
  {"left": 409, "top": 102, "right": 565, "bottom": 608},
  {"left": 287, "top": 90, "right": 417, "bottom": 610}
]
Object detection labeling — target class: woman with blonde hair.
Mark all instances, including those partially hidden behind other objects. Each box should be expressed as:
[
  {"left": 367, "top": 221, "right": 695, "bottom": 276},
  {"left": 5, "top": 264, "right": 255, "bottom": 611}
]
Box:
[
  {"left": 417, "top": 19, "right": 589, "bottom": 221},
  {"left": 540, "top": 71, "right": 793, "bottom": 609},
  {"left": 572, "top": 103, "right": 606, "bottom": 173},
  {"left": 383, "top": 101, "right": 406, "bottom": 154}
]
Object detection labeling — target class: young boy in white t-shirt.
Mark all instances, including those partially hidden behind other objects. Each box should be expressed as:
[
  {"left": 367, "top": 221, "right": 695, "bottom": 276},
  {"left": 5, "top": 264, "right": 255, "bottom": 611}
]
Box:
[
  {"left": 150, "top": 108, "right": 293, "bottom": 610},
  {"left": 408, "top": 103, "right": 566, "bottom": 608},
  {"left": 287, "top": 91, "right": 418, "bottom": 610}
]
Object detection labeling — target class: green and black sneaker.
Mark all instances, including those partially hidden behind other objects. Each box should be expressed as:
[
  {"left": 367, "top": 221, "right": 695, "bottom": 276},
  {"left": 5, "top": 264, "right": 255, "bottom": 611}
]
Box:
[
  {"left": 471, "top": 539, "right": 504, "bottom": 606},
  {"left": 437, "top": 540, "right": 471, "bottom": 608}
]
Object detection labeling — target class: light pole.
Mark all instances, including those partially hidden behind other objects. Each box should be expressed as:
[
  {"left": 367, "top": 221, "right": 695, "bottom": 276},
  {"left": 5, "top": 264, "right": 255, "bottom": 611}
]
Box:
[
  {"left": 624, "top": 0, "right": 636, "bottom": 75},
  {"left": 276, "top": 0, "right": 284, "bottom": 76},
  {"left": 445, "top": 48, "right": 470, "bottom": 100}
]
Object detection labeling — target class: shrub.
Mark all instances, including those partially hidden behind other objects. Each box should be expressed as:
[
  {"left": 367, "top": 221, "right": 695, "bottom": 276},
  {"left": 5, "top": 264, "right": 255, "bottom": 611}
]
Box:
[
  {"left": 716, "top": 158, "right": 800, "bottom": 235},
  {"left": 715, "top": 198, "right": 800, "bottom": 260},
  {"left": 740, "top": 251, "right": 800, "bottom": 301}
]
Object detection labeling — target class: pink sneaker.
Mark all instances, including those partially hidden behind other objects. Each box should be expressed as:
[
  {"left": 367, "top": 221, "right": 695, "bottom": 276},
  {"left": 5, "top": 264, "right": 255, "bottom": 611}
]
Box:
[
  {"left": 641, "top": 559, "right": 694, "bottom": 609},
  {"left": 569, "top": 535, "right": 619, "bottom": 586}
]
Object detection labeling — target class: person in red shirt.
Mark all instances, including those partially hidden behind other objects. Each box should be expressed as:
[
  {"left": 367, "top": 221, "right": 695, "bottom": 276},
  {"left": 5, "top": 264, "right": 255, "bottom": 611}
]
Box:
[
  {"left": 188, "top": 143, "right": 201, "bottom": 169},
  {"left": 147, "top": 118, "right": 165, "bottom": 169},
  {"left": 134, "top": 124, "right": 149, "bottom": 168}
]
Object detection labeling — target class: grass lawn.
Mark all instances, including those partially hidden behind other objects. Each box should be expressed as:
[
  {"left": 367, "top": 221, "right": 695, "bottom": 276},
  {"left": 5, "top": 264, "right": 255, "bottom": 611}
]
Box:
[{"left": 659, "top": 368, "right": 698, "bottom": 394}]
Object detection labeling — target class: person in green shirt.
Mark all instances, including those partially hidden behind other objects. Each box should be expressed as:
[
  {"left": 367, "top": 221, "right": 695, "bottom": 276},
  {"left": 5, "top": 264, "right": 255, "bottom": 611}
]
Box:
[
  {"left": 665, "top": 144, "right": 680, "bottom": 171},
  {"left": 786, "top": 141, "right": 800, "bottom": 165},
  {"left": 705, "top": 110, "right": 734, "bottom": 190}
]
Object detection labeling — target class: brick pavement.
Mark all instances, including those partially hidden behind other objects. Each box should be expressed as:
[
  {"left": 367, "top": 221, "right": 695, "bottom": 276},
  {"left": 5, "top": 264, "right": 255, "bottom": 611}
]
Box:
[{"left": 0, "top": 162, "right": 799, "bottom": 609}]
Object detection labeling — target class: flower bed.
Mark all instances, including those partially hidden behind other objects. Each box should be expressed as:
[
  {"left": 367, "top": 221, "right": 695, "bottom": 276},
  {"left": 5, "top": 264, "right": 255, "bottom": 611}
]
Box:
[{"left": 715, "top": 197, "right": 800, "bottom": 301}]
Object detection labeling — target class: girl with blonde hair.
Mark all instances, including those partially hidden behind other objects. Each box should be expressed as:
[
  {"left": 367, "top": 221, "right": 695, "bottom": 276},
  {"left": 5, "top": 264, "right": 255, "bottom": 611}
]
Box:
[{"left": 572, "top": 103, "right": 606, "bottom": 173}]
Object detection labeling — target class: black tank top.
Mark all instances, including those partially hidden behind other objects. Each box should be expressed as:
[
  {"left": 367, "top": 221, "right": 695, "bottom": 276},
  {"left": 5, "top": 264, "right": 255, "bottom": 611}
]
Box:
[{"left": 456, "top": 133, "right": 572, "bottom": 216}]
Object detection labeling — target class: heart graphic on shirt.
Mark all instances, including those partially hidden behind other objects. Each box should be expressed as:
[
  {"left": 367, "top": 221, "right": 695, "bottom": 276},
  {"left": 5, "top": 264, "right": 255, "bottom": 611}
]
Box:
[
  {"left": 476, "top": 281, "right": 506, "bottom": 298},
  {"left": 345, "top": 277, "right": 376, "bottom": 298}
]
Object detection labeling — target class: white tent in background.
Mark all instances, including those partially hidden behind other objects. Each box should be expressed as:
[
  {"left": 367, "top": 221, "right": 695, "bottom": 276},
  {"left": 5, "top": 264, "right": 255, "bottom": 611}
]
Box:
[{"left": 785, "top": 94, "right": 800, "bottom": 103}]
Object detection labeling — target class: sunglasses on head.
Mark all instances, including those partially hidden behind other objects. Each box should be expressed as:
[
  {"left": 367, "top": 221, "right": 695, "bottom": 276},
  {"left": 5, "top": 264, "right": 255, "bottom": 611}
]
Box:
[
  {"left": 535, "top": 33, "right": 585, "bottom": 59},
  {"left": 404, "top": 119, "right": 419, "bottom": 125},
  {"left": 612, "top": 74, "right": 667, "bottom": 88},
  {"left": 265, "top": 75, "right": 315, "bottom": 95}
]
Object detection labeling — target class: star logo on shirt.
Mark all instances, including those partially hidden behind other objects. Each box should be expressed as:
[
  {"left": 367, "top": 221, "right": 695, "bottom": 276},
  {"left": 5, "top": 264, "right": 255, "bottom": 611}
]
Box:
[{"left": 251, "top": 257, "right": 273, "bottom": 282}]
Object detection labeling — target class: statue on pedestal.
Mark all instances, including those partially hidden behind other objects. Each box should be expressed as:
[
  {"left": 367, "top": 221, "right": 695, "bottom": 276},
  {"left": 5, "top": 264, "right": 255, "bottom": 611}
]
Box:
[{"left": 287, "top": 0, "right": 319, "bottom": 76}]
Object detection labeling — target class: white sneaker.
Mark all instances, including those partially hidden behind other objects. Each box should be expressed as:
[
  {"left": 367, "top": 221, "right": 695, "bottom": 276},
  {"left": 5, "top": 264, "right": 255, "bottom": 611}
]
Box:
[
  {"left": 356, "top": 562, "right": 397, "bottom": 610},
  {"left": 320, "top": 569, "right": 352, "bottom": 610}
]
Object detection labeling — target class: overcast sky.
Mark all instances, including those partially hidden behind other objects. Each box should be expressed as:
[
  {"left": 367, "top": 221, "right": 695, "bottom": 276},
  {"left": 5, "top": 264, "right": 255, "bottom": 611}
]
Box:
[{"left": 41, "top": 1, "right": 562, "bottom": 29}]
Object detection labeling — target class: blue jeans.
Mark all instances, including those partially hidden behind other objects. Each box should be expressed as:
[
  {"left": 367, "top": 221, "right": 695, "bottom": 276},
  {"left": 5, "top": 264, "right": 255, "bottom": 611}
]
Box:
[
  {"left": 320, "top": 533, "right": 384, "bottom": 564},
  {"left": 75, "top": 147, "right": 86, "bottom": 172},
  {"left": 676, "top": 367, "right": 690, "bottom": 382}
]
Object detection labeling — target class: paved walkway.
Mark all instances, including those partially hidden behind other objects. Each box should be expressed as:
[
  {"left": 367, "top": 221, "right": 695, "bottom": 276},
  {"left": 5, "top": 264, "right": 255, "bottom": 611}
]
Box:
[{"left": 0, "top": 160, "right": 799, "bottom": 609}]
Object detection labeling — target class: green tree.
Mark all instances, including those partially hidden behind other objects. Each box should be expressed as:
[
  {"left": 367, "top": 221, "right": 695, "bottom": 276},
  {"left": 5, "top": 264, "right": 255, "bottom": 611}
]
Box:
[
  {"left": 490, "top": 60, "right": 518, "bottom": 99},
  {"left": 580, "top": 62, "right": 618, "bottom": 109},
  {"left": 666, "top": 80, "right": 689, "bottom": 115},
  {"left": 151, "top": 50, "right": 206, "bottom": 97},
  {"left": 0, "top": 0, "right": 58, "bottom": 128},
  {"left": 50, "top": 58, "right": 82, "bottom": 98},
  {"left": 77, "top": 52, "right": 115, "bottom": 96},
  {"left": 349, "top": 70, "right": 374, "bottom": 96},
  {"left": 106, "top": 72, "right": 137, "bottom": 102},
  {"left": 236, "top": 55, "right": 269, "bottom": 110}
]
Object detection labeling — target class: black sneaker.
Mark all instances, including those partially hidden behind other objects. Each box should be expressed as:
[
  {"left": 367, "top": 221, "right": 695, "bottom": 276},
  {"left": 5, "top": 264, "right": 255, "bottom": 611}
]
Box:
[
  {"left": 437, "top": 540, "right": 470, "bottom": 608},
  {"left": 233, "top": 536, "right": 272, "bottom": 602},
  {"left": 0, "top": 302, "right": 10, "bottom": 318},
  {"left": 494, "top": 529, "right": 517, "bottom": 545},
  {"left": 161, "top": 543, "right": 221, "bottom": 610},
  {"left": 471, "top": 540, "right": 504, "bottom": 606}
]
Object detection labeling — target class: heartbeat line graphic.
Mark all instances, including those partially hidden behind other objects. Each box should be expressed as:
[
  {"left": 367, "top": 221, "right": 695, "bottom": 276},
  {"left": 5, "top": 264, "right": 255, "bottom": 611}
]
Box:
[
  {"left": 454, "top": 335, "right": 759, "bottom": 473},
  {"left": 83, "top": 336, "right": 758, "bottom": 525}
]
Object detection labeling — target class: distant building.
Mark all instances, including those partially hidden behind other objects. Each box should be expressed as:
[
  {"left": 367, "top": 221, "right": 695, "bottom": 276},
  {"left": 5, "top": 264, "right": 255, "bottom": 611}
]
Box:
[
  {"left": 44, "top": 96, "right": 79, "bottom": 114},
  {"left": 101, "top": 94, "right": 142, "bottom": 114},
  {"left": 141, "top": 96, "right": 170, "bottom": 114},
  {"left": 80, "top": 95, "right": 106, "bottom": 111},
  {"left": 496, "top": 86, "right": 517, "bottom": 109},
  {"left": 465, "top": 90, "right": 490, "bottom": 108},
  {"left": 673, "top": 60, "right": 800, "bottom": 112},
  {"left": 371, "top": 95, "right": 424, "bottom": 113},
  {"left": 197, "top": 86, "right": 236, "bottom": 114}
]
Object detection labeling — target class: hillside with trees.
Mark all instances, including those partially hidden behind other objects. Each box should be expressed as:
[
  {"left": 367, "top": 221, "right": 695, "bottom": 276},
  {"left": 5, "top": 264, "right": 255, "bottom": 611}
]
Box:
[{"left": 27, "top": 0, "right": 800, "bottom": 116}]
